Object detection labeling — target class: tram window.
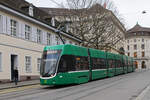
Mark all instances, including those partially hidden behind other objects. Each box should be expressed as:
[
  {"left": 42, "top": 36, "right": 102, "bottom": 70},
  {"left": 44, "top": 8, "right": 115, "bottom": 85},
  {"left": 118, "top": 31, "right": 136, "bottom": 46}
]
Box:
[
  {"left": 120, "top": 61, "right": 123, "bottom": 67},
  {"left": 92, "top": 58, "right": 96, "bottom": 69},
  {"left": 108, "top": 59, "right": 115, "bottom": 68},
  {"left": 128, "top": 60, "right": 130, "bottom": 67},
  {"left": 92, "top": 58, "right": 106, "bottom": 69},
  {"left": 131, "top": 61, "right": 133, "bottom": 67},
  {"left": 75, "top": 56, "right": 89, "bottom": 71},
  {"left": 125, "top": 60, "right": 128, "bottom": 67},
  {"left": 100, "top": 59, "right": 106, "bottom": 69},
  {"left": 58, "top": 55, "right": 75, "bottom": 72},
  {"left": 116, "top": 60, "right": 121, "bottom": 68},
  {"left": 116, "top": 60, "right": 119, "bottom": 68},
  {"left": 122, "top": 60, "right": 125, "bottom": 67},
  {"left": 119, "top": 60, "right": 122, "bottom": 67}
]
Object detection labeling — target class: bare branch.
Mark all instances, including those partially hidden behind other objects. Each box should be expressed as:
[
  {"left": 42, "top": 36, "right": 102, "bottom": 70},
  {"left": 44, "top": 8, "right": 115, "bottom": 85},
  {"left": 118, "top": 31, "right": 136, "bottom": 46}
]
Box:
[{"left": 50, "top": 0, "right": 125, "bottom": 51}]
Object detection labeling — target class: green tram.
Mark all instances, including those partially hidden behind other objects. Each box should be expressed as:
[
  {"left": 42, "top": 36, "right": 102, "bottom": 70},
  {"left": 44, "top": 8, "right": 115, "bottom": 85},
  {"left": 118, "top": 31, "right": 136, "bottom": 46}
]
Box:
[{"left": 40, "top": 44, "right": 135, "bottom": 85}]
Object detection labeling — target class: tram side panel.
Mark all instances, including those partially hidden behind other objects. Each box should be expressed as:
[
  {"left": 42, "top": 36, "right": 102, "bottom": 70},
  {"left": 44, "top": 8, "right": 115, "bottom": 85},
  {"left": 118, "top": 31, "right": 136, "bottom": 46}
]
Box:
[
  {"left": 107, "top": 52, "right": 116, "bottom": 77},
  {"left": 89, "top": 48, "right": 107, "bottom": 80}
]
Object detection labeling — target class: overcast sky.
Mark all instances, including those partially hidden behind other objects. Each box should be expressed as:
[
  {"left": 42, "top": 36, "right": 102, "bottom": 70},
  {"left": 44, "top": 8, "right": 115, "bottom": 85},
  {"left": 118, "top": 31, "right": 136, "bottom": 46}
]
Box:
[{"left": 26, "top": 0, "right": 150, "bottom": 29}]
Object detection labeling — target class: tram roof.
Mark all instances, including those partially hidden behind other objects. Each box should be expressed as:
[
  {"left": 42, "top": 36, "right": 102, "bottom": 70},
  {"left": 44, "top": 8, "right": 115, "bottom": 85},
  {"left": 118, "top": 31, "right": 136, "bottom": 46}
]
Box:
[
  {"left": 89, "top": 48, "right": 106, "bottom": 58},
  {"left": 44, "top": 44, "right": 88, "bottom": 57}
]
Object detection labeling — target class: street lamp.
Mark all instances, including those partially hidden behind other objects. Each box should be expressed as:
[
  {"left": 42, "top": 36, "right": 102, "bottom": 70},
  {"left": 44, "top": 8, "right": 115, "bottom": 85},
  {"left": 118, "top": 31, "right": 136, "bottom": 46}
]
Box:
[{"left": 142, "top": 10, "right": 146, "bottom": 14}]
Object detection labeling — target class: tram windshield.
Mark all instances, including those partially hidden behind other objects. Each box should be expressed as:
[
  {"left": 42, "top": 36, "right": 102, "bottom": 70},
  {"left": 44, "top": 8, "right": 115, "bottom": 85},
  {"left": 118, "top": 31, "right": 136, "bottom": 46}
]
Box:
[{"left": 40, "top": 50, "right": 61, "bottom": 77}]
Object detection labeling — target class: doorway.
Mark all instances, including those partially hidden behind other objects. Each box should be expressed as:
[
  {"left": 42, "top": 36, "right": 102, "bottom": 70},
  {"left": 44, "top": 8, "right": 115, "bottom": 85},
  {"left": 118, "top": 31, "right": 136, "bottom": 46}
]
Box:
[
  {"left": 141, "top": 61, "right": 146, "bottom": 69},
  {"left": 11, "top": 55, "right": 18, "bottom": 81},
  {"left": 134, "top": 61, "right": 138, "bottom": 69}
]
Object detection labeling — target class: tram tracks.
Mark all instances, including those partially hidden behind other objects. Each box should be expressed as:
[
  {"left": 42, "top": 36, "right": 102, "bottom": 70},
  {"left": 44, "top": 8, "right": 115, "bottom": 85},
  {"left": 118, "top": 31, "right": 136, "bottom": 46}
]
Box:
[
  {"left": 48, "top": 70, "right": 148, "bottom": 100},
  {"left": 0, "top": 70, "right": 146, "bottom": 100}
]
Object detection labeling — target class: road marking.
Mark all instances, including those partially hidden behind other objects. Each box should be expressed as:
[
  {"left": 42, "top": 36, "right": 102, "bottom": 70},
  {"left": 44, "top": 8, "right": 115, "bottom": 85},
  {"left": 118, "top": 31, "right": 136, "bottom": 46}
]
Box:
[
  {"left": 135, "top": 85, "right": 150, "bottom": 100},
  {"left": 0, "top": 84, "right": 41, "bottom": 94}
]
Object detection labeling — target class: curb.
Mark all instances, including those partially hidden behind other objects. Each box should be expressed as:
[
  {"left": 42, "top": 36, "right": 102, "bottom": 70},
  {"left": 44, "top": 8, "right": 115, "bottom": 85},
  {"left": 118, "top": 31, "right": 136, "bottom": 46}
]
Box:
[
  {"left": 135, "top": 84, "right": 150, "bottom": 100},
  {"left": 0, "top": 83, "right": 40, "bottom": 90}
]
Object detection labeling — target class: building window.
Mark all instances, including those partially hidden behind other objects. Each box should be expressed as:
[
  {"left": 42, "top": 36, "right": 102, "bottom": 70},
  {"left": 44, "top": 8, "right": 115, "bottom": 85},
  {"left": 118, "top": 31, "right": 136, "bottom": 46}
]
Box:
[
  {"left": 25, "top": 56, "right": 32, "bottom": 73},
  {"left": 128, "top": 52, "right": 130, "bottom": 56},
  {"left": 10, "top": 19, "right": 17, "bottom": 36},
  {"left": 127, "top": 45, "right": 129, "bottom": 50},
  {"left": 142, "top": 52, "right": 145, "bottom": 57},
  {"left": 37, "top": 29, "right": 42, "bottom": 43},
  {"left": 0, "top": 53, "right": 2, "bottom": 72},
  {"left": 142, "top": 38, "right": 144, "bottom": 42},
  {"left": 134, "top": 39, "right": 136, "bottom": 42},
  {"left": 25, "top": 25, "right": 31, "bottom": 40},
  {"left": 134, "top": 52, "right": 137, "bottom": 58},
  {"left": 134, "top": 44, "right": 137, "bottom": 50},
  {"left": 37, "top": 58, "right": 41, "bottom": 72},
  {"left": 47, "top": 33, "right": 51, "bottom": 45},
  {"left": 141, "top": 44, "right": 145, "bottom": 49}
]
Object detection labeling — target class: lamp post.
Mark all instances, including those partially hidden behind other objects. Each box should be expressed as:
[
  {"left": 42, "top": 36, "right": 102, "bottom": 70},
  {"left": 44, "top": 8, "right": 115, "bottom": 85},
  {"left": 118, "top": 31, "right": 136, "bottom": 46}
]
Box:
[{"left": 142, "top": 10, "right": 146, "bottom": 14}]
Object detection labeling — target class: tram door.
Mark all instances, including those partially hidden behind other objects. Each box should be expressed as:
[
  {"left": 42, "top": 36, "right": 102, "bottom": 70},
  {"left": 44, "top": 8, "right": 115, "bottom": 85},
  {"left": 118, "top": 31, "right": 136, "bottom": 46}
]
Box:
[{"left": 11, "top": 55, "right": 18, "bottom": 81}]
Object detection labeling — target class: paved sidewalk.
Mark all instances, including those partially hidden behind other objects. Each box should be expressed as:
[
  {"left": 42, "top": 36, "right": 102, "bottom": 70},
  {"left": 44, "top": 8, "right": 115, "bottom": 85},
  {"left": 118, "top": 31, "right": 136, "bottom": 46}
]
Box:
[
  {"left": 142, "top": 88, "right": 150, "bottom": 100},
  {"left": 137, "top": 84, "right": 150, "bottom": 100},
  {"left": 0, "top": 80, "right": 40, "bottom": 90},
  {"left": 134, "top": 69, "right": 150, "bottom": 100}
]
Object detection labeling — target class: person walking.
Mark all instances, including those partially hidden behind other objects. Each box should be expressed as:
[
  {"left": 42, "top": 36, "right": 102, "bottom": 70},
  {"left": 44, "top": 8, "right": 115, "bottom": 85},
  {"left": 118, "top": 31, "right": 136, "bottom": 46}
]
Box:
[{"left": 14, "top": 67, "right": 18, "bottom": 85}]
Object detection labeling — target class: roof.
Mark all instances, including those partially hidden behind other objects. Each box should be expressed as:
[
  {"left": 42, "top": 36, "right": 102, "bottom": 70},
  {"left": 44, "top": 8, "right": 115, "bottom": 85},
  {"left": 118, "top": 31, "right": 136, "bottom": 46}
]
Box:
[
  {"left": 127, "top": 23, "right": 150, "bottom": 33},
  {"left": 126, "top": 23, "right": 150, "bottom": 38},
  {"left": 39, "top": 7, "right": 72, "bottom": 16},
  {"left": 0, "top": 0, "right": 53, "bottom": 25},
  {"left": 39, "top": 4, "right": 126, "bottom": 33},
  {"left": 39, "top": 4, "right": 107, "bottom": 16},
  {"left": 0, "top": 0, "right": 82, "bottom": 42}
]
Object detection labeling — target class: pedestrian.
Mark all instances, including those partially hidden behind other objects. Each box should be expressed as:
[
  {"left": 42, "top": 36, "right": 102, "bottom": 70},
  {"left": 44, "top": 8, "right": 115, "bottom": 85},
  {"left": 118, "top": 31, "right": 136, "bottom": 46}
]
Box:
[{"left": 14, "top": 67, "right": 18, "bottom": 85}]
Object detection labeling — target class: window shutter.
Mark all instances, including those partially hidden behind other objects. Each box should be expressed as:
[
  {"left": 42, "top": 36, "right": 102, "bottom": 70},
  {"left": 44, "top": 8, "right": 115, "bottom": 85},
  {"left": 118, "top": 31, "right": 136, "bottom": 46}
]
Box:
[{"left": 7, "top": 17, "right": 11, "bottom": 35}]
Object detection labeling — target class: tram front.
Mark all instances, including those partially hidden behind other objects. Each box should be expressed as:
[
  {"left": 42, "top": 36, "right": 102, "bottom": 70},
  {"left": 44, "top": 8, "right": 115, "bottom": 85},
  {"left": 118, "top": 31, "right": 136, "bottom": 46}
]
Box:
[{"left": 40, "top": 49, "right": 61, "bottom": 85}]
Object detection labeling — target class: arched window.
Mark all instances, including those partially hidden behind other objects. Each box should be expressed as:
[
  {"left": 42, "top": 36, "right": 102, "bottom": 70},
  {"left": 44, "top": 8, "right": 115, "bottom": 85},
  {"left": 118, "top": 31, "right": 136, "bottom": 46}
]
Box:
[{"left": 141, "top": 61, "right": 146, "bottom": 69}]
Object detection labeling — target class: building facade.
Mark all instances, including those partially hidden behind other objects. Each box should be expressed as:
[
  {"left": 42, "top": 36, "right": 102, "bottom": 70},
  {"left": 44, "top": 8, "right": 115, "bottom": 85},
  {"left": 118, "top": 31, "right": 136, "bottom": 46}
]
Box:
[
  {"left": 0, "top": 0, "right": 81, "bottom": 82},
  {"left": 40, "top": 4, "right": 126, "bottom": 54},
  {"left": 125, "top": 23, "right": 150, "bottom": 69}
]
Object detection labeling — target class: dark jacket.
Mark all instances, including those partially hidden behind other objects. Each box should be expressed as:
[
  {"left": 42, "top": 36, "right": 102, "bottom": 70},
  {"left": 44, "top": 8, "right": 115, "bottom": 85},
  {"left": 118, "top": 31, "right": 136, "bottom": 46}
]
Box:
[{"left": 14, "top": 69, "right": 18, "bottom": 78}]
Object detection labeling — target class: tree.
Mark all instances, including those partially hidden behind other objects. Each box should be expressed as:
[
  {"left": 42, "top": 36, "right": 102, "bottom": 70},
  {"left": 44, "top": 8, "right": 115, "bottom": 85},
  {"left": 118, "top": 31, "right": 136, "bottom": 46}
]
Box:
[{"left": 50, "top": 0, "right": 125, "bottom": 51}]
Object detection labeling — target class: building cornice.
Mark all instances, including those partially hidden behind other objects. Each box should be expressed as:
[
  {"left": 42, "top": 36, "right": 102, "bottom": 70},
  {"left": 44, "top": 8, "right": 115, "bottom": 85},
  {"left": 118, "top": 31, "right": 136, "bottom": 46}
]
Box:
[
  {"left": 125, "top": 35, "right": 150, "bottom": 39},
  {"left": 108, "top": 11, "right": 126, "bottom": 34},
  {"left": 0, "top": 4, "right": 82, "bottom": 43}
]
